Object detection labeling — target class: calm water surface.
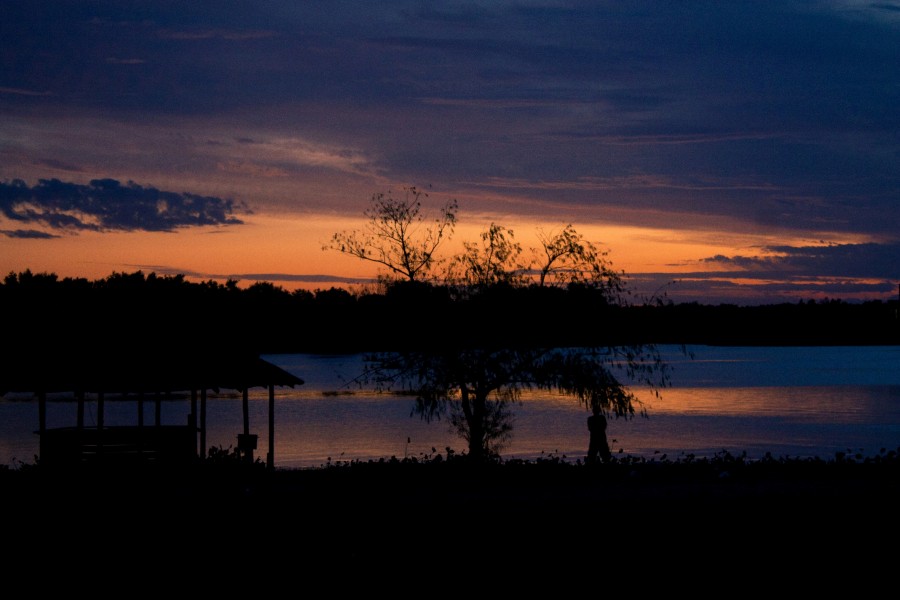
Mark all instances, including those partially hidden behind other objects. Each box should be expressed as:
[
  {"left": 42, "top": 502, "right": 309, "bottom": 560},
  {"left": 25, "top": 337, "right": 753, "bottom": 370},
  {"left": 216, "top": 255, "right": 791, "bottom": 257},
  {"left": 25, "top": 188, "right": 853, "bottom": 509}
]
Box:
[{"left": 1, "top": 345, "right": 899, "bottom": 468}]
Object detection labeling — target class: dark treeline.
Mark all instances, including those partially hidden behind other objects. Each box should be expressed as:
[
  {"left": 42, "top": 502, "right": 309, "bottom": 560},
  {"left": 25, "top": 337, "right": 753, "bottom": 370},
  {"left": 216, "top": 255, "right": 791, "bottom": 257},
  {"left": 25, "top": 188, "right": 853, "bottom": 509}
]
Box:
[{"left": 2, "top": 269, "right": 898, "bottom": 356}]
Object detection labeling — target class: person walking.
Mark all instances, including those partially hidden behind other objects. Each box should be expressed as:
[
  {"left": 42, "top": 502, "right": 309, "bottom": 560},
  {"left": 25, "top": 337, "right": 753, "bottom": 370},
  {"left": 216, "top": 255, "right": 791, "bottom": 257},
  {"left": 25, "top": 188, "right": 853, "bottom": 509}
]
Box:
[{"left": 587, "top": 409, "right": 612, "bottom": 464}]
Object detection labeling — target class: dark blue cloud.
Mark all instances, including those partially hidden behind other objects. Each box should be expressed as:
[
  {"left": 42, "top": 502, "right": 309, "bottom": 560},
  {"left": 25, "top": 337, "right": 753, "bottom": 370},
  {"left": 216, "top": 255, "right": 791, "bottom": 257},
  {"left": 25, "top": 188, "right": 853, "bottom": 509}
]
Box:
[
  {"left": 621, "top": 241, "right": 900, "bottom": 304},
  {"left": 700, "top": 242, "right": 900, "bottom": 280},
  {"left": 871, "top": 3, "right": 900, "bottom": 14},
  {"left": 0, "top": 178, "right": 245, "bottom": 233},
  {"left": 4, "top": 3, "right": 898, "bottom": 147}
]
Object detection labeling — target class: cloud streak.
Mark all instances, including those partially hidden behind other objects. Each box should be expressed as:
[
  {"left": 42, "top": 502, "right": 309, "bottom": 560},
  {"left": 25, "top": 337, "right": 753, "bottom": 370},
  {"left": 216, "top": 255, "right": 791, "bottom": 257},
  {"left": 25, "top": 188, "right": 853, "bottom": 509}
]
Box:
[
  {"left": 0, "top": 229, "right": 60, "bottom": 239},
  {"left": 700, "top": 242, "right": 900, "bottom": 280},
  {"left": 126, "top": 264, "right": 376, "bottom": 288}
]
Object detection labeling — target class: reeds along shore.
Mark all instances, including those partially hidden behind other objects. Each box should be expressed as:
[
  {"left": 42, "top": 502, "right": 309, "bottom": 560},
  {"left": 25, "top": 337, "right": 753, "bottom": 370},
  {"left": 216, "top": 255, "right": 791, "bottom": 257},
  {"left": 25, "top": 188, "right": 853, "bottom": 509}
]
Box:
[{"left": 4, "top": 447, "right": 900, "bottom": 508}]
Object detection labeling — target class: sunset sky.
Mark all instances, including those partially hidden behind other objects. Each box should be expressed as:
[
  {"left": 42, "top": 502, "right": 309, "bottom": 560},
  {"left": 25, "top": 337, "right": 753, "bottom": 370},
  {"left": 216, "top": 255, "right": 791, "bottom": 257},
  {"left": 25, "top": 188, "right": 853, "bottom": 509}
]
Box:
[{"left": 2, "top": 1, "right": 898, "bottom": 305}]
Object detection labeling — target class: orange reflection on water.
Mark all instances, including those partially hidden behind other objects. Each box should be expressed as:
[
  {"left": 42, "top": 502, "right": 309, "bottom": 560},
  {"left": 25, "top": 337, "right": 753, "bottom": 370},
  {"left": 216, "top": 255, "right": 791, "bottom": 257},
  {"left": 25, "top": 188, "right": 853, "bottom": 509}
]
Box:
[{"left": 632, "top": 386, "right": 883, "bottom": 421}]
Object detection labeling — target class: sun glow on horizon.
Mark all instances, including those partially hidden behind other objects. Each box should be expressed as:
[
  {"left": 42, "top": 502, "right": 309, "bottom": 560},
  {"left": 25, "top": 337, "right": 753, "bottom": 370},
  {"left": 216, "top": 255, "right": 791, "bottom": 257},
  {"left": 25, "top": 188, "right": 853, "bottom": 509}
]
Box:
[{"left": 2, "top": 208, "right": 894, "bottom": 305}]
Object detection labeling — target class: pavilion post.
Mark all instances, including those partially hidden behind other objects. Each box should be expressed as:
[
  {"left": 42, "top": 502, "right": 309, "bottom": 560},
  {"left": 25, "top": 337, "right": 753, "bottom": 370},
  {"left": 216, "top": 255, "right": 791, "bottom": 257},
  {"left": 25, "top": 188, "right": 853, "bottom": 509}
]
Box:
[
  {"left": 190, "top": 389, "right": 198, "bottom": 457},
  {"left": 137, "top": 391, "right": 144, "bottom": 458},
  {"left": 267, "top": 383, "right": 275, "bottom": 470},
  {"left": 76, "top": 391, "right": 84, "bottom": 429},
  {"left": 240, "top": 387, "right": 254, "bottom": 464},
  {"left": 242, "top": 388, "right": 250, "bottom": 436},
  {"left": 97, "top": 392, "right": 105, "bottom": 457},
  {"left": 76, "top": 390, "right": 85, "bottom": 461},
  {"left": 200, "top": 388, "right": 207, "bottom": 460},
  {"left": 38, "top": 390, "right": 46, "bottom": 460}
]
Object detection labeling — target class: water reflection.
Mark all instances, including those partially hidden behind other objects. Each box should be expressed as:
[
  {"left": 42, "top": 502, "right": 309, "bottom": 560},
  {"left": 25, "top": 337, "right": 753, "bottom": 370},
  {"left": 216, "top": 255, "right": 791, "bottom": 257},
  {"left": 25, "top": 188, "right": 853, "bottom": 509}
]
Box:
[{"left": 2, "top": 346, "right": 899, "bottom": 468}]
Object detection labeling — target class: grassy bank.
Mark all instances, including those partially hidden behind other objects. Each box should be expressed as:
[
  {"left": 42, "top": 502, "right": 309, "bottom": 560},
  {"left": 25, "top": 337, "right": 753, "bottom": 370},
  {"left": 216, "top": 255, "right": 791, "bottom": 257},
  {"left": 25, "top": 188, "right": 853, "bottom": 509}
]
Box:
[{"left": 5, "top": 447, "right": 899, "bottom": 514}]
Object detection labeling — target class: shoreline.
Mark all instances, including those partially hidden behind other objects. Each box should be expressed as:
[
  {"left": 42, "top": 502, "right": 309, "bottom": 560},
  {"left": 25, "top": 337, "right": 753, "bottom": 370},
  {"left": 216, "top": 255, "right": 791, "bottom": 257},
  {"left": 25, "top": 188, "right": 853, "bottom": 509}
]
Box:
[{"left": 5, "top": 447, "right": 899, "bottom": 503}]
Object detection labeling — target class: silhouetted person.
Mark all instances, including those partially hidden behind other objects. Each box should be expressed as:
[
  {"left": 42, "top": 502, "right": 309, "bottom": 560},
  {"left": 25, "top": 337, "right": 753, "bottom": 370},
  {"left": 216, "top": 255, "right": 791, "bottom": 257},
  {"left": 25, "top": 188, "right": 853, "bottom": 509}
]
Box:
[{"left": 587, "top": 410, "right": 611, "bottom": 464}]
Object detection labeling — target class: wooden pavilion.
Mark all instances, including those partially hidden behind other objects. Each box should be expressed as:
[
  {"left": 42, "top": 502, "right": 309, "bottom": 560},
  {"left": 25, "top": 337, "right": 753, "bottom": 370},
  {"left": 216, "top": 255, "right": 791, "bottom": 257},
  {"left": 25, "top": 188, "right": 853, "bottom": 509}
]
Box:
[{"left": 0, "top": 348, "right": 305, "bottom": 470}]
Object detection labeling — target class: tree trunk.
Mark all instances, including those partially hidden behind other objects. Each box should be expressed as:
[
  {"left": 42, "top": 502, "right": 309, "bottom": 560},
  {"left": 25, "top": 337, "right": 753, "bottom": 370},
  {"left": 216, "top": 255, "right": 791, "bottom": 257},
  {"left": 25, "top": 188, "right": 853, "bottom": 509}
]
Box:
[
  {"left": 459, "top": 386, "right": 488, "bottom": 460},
  {"left": 470, "top": 391, "right": 490, "bottom": 461}
]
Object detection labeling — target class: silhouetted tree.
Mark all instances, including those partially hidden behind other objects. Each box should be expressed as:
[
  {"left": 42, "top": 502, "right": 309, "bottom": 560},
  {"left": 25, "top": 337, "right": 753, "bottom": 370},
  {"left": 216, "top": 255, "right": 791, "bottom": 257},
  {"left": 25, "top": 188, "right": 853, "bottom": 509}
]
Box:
[
  {"left": 533, "top": 224, "right": 624, "bottom": 299},
  {"left": 324, "top": 186, "right": 458, "bottom": 283},
  {"left": 446, "top": 223, "right": 526, "bottom": 289},
  {"left": 331, "top": 195, "right": 671, "bottom": 461}
]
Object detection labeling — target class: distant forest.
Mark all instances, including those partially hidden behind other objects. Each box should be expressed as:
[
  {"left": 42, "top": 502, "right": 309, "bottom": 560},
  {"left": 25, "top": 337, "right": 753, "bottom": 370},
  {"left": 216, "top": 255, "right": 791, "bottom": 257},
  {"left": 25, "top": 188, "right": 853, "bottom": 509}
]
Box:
[{"left": 2, "top": 270, "right": 898, "bottom": 355}]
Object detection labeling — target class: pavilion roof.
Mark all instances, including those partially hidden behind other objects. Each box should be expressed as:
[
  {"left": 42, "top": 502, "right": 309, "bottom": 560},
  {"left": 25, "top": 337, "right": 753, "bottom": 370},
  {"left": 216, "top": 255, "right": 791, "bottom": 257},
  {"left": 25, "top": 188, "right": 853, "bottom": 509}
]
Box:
[{"left": 0, "top": 347, "right": 304, "bottom": 395}]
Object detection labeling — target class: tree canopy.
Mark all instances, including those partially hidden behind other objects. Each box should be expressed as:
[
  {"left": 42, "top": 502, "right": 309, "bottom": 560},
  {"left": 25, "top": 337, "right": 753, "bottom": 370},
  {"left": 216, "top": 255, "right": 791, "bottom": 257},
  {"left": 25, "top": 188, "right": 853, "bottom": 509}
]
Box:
[
  {"left": 325, "top": 186, "right": 458, "bottom": 284},
  {"left": 330, "top": 188, "right": 673, "bottom": 461}
]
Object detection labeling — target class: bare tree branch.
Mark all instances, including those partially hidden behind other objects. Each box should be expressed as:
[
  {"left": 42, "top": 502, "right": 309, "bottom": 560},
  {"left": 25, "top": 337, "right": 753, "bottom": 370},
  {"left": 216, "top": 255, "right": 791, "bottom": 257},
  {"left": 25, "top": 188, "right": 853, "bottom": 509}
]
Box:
[{"left": 325, "top": 186, "right": 458, "bottom": 282}]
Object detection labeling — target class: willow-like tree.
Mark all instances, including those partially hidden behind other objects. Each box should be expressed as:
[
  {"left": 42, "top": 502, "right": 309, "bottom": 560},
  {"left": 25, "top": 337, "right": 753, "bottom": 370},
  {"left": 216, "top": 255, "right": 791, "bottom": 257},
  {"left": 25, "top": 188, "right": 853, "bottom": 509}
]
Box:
[
  {"left": 364, "top": 342, "right": 668, "bottom": 462},
  {"left": 329, "top": 190, "right": 672, "bottom": 462}
]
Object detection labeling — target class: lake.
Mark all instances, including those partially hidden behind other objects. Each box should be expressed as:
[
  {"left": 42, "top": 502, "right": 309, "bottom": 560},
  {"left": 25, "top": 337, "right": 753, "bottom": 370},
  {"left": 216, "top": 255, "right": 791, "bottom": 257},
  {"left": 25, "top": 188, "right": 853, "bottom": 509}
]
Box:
[{"left": 1, "top": 345, "right": 899, "bottom": 468}]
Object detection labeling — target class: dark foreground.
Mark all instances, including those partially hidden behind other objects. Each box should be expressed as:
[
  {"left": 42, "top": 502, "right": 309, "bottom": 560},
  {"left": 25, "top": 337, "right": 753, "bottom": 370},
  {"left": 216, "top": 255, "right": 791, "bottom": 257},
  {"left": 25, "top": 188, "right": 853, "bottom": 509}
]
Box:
[
  {"left": 4, "top": 451, "right": 899, "bottom": 575},
  {"left": 0, "top": 455, "right": 895, "bottom": 593}
]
